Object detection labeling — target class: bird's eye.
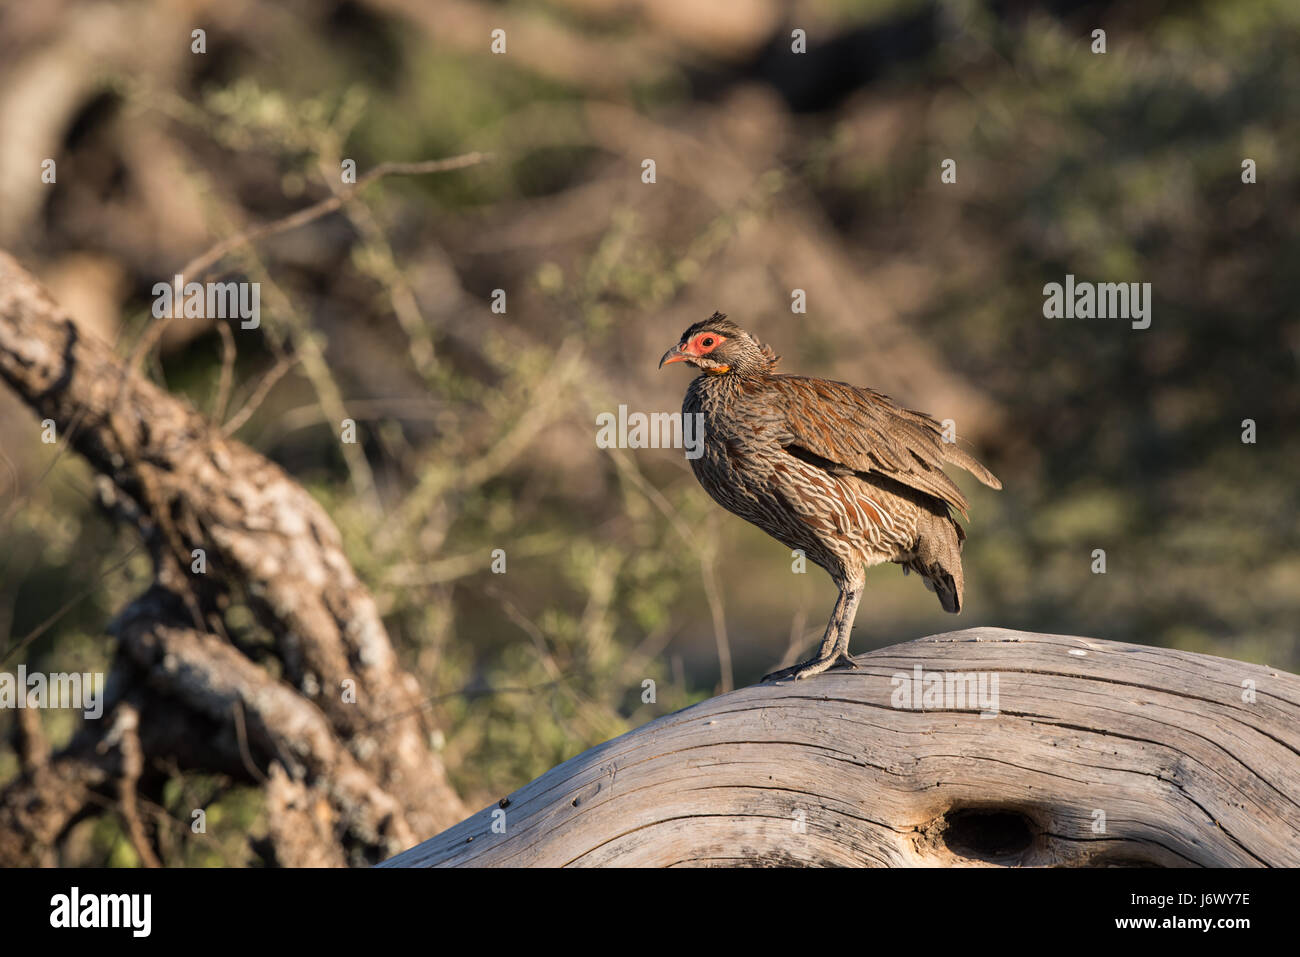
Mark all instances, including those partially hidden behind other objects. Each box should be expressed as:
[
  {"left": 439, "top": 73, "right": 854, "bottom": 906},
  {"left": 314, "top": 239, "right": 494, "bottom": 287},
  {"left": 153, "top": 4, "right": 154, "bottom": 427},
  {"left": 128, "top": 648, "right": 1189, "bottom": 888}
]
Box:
[{"left": 701, "top": 337, "right": 715, "bottom": 347}]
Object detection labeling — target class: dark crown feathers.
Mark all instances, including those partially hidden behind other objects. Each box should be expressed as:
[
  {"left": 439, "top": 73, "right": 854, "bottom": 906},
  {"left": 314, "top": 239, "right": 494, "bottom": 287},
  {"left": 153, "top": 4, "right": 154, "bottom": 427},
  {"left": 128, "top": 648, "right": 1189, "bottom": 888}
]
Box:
[{"left": 682, "top": 311, "right": 781, "bottom": 370}]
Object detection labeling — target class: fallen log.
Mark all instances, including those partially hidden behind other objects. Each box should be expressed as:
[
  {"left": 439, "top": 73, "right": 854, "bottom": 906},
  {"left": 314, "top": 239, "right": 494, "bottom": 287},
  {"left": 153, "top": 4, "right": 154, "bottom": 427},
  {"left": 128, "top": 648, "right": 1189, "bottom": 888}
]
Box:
[{"left": 382, "top": 628, "right": 1300, "bottom": 867}]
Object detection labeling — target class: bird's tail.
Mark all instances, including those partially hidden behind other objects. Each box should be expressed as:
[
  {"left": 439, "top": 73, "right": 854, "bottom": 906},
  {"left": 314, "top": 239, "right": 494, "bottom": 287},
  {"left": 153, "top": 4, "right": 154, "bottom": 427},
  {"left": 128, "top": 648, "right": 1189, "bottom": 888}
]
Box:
[
  {"left": 903, "top": 509, "right": 966, "bottom": 613},
  {"left": 942, "top": 444, "right": 1002, "bottom": 491}
]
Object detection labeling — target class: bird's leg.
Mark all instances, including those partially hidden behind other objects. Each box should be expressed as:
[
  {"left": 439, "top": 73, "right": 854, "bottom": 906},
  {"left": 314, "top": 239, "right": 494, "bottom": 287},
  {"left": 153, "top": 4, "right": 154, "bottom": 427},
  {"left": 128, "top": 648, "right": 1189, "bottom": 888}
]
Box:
[
  {"left": 829, "top": 583, "right": 863, "bottom": 669},
  {"left": 762, "top": 582, "right": 864, "bottom": 682}
]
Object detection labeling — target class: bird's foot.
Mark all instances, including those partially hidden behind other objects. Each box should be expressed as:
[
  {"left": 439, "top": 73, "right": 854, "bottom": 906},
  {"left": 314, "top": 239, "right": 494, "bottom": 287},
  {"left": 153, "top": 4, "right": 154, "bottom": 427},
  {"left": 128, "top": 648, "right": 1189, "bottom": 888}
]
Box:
[
  {"left": 832, "top": 652, "right": 859, "bottom": 670},
  {"left": 762, "top": 653, "right": 848, "bottom": 683}
]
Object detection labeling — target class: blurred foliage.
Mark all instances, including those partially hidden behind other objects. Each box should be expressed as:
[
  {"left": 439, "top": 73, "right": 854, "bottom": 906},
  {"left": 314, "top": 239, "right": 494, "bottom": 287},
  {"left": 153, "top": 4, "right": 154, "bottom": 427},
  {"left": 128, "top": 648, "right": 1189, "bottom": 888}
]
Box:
[{"left": 1, "top": 0, "right": 1297, "bottom": 863}]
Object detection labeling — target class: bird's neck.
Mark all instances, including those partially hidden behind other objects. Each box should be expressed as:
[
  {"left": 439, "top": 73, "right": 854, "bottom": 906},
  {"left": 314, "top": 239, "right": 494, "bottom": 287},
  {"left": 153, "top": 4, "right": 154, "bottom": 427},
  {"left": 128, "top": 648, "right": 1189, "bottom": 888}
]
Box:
[
  {"left": 694, "top": 368, "right": 763, "bottom": 388},
  {"left": 687, "top": 368, "right": 766, "bottom": 412}
]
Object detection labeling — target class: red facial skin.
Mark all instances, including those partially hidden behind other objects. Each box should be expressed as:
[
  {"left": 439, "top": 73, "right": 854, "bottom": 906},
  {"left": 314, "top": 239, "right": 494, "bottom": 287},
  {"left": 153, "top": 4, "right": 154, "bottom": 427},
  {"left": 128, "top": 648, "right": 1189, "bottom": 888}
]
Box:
[{"left": 660, "top": 332, "right": 727, "bottom": 366}]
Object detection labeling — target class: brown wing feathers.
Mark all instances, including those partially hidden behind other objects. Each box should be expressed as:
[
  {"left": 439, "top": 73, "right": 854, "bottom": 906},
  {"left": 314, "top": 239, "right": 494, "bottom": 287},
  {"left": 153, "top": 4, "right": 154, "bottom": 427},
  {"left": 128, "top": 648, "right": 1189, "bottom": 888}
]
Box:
[{"left": 770, "top": 375, "right": 1000, "bottom": 519}]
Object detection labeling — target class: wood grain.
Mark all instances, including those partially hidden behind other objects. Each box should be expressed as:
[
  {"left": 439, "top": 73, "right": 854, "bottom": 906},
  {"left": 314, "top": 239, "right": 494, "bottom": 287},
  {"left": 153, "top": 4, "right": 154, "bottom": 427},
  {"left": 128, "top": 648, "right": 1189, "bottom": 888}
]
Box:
[
  {"left": 0, "top": 250, "right": 466, "bottom": 863},
  {"left": 383, "top": 628, "right": 1300, "bottom": 867}
]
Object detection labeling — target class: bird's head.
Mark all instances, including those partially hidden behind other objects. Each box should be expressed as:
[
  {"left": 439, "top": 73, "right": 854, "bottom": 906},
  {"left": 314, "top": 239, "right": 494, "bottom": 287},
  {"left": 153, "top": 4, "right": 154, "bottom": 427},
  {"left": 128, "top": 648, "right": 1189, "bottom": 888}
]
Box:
[{"left": 658, "top": 312, "right": 780, "bottom": 376}]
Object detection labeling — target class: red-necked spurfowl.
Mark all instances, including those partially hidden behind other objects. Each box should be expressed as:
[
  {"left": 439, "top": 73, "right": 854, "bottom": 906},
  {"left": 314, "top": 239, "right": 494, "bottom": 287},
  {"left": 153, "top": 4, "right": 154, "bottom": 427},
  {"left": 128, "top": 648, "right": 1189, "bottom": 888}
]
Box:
[{"left": 660, "top": 313, "right": 1001, "bottom": 682}]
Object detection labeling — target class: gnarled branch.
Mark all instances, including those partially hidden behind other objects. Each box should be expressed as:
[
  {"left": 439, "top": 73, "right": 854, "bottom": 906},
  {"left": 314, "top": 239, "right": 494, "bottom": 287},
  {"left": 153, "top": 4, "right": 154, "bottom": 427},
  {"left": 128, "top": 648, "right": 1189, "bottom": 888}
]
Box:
[{"left": 0, "top": 250, "right": 465, "bottom": 864}]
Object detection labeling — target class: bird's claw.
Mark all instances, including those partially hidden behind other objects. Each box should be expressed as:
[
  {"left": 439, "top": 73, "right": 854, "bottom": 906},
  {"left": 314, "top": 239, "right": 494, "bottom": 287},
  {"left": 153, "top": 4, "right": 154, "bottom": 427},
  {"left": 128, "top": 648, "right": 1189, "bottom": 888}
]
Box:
[
  {"left": 762, "top": 651, "right": 859, "bottom": 683},
  {"left": 760, "top": 665, "right": 804, "bottom": 683}
]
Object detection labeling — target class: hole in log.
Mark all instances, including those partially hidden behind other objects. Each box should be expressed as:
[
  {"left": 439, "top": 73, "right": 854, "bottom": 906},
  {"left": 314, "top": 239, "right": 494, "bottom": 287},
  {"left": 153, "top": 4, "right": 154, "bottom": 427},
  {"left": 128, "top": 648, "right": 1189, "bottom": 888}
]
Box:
[{"left": 941, "top": 808, "right": 1035, "bottom": 862}]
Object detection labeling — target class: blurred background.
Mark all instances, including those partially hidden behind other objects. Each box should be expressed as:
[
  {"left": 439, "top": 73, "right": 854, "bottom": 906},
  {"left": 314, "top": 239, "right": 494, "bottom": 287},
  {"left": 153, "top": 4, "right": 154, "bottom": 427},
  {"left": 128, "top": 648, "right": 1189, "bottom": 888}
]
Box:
[{"left": 1, "top": 0, "right": 1297, "bottom": 864}]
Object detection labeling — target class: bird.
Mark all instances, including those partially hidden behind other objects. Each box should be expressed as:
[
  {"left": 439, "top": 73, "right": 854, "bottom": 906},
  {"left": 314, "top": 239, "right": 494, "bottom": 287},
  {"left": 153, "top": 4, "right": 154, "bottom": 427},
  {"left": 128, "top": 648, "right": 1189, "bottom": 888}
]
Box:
[{"left": 659, "top": 312, "right": 1001, "bottom": 682}]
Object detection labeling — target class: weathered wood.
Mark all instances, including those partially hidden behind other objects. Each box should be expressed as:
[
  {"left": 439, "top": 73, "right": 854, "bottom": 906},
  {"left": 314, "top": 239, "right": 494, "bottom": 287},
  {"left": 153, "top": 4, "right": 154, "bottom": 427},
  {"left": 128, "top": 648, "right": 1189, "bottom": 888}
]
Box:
[
  {"left": 0, "top": 249, "right": 467, "bottom": 864},
  {"left": 382, "top": 628, "right": 1300, "bottom": 867}
]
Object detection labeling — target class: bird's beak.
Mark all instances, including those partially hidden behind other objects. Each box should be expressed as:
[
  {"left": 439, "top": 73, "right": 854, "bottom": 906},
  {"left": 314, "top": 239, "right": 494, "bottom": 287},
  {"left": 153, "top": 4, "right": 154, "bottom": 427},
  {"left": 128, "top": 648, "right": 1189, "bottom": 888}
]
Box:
[{"left": 659, "top": 344, "right": 688, "bottom": 368}]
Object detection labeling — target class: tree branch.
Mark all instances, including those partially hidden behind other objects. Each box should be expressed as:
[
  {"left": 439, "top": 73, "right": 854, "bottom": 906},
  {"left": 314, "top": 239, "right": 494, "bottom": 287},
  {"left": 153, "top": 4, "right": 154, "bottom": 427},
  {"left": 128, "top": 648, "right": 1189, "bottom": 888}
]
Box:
[{"left": 0, "top": 250, "right": 466, "bottom": 863}]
